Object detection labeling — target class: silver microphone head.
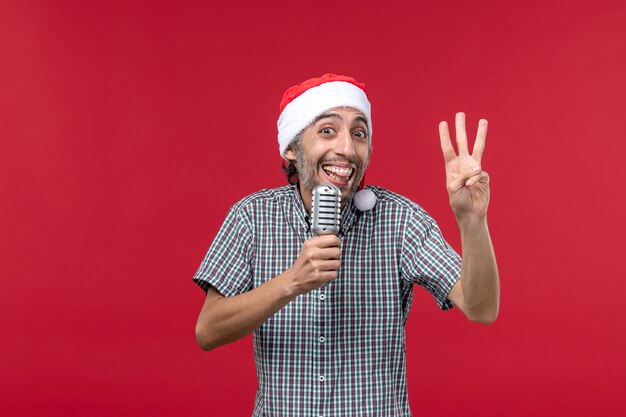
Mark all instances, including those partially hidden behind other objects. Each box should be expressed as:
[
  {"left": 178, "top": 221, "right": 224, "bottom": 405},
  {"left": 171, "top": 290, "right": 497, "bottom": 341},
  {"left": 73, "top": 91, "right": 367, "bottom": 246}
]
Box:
[{"left": 311, "top": 184, "right": 341, "bottom": 235}]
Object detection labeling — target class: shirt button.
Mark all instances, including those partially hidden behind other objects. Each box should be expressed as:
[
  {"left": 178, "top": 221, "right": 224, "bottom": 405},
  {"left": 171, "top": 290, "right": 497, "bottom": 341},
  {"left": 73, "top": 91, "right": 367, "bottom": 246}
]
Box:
[
  {"left": 319, "top": 375, "right": 325, "bottom": 382},
  {"left": 319, "top": 293, "right": 326, "bottom": 301},
  {"left": 319, "top": 336, "right": 325, "bottom": 343}
]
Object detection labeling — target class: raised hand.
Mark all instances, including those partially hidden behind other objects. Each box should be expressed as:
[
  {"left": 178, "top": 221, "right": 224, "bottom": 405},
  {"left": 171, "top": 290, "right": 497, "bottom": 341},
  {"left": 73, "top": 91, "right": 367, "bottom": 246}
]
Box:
[{"left": 439, "top": 112, "right": 490, "bottom": 223}]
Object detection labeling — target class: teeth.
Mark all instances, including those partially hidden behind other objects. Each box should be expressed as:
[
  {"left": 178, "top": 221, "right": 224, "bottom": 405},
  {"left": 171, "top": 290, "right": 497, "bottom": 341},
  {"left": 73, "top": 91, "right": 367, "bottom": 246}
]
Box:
[{"left": 323, "top": 165, "right": 353, "bottom": 176}]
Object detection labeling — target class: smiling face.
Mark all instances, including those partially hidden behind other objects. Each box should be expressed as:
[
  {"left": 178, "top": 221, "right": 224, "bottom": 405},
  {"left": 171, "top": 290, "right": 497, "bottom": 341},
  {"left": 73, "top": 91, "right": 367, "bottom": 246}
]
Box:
[{"left": 284, "top": 107, "right": 371, "bottom": 212}]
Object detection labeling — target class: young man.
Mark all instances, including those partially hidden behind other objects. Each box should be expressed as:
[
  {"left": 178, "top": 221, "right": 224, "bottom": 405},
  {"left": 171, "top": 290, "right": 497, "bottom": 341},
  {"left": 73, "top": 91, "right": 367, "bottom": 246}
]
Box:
[{"left": 193, "top": 74, "right": 499, "bottom": 416}]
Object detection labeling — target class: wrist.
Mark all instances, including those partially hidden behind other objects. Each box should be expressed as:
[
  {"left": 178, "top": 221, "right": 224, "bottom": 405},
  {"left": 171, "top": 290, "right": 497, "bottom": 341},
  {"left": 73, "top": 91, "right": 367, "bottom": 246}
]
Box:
[
  {"left": 274, "top": 268, "right": 300, "bottom": 299},
  {"left": 456, "top": 214, "right": 488, "bottom": 232}
]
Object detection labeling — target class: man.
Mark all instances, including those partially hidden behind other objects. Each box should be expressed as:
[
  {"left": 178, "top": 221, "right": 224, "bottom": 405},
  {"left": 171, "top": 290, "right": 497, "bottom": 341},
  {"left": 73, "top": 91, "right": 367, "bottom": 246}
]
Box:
[{"left": 193, "top": 74, "right": 499, "bottom": 416}]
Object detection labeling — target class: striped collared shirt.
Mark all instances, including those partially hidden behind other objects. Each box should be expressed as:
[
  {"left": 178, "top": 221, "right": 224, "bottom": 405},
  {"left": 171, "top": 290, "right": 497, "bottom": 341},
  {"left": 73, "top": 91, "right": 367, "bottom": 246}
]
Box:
[{"left": 193, "top": 184, "right": 461, "bottom": 417}]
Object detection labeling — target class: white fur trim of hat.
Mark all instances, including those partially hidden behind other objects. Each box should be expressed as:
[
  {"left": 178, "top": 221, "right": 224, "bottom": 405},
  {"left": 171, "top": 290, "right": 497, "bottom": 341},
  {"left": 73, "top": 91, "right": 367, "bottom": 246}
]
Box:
[{"left": 277, "top": 77, "right": 372, "bottom": 158}]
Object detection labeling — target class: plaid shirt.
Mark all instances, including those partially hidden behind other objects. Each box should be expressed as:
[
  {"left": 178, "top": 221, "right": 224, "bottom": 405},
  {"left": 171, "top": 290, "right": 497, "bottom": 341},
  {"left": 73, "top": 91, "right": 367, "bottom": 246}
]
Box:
[{"left": 193, "top": 184, "right": 461, "bottom": 417}]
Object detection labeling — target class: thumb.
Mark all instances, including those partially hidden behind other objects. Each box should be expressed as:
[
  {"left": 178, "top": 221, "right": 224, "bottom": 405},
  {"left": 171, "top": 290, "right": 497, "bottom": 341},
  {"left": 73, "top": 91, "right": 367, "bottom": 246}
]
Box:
[{"left": 449, "top": 165, "right": 481, "bottom": 191}]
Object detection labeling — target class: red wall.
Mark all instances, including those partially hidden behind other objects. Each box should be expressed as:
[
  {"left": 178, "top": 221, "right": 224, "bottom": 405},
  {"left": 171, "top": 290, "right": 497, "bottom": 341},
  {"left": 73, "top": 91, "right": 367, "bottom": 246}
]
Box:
[{"left": 2, "top": 1, "right": 625, "bottom": 416}]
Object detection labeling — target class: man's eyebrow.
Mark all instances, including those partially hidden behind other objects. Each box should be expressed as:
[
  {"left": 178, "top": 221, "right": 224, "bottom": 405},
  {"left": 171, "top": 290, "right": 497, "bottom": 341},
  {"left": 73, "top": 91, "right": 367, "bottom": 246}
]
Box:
[
  {"left": 312, "top": 112, "right": 370, "bottom": 128},
  {"left": 312, "top": 112, "right": 342, "bottom": 124},
  {"left": 353, "top": 115, "right": 369, "bottom": 127}
]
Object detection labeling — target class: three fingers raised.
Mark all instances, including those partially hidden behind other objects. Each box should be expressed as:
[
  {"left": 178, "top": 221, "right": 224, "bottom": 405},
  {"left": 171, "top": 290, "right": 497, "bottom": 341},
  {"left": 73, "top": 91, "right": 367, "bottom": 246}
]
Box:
[{"left": 439, "top": 112, "right": 488, "bottom": 163}]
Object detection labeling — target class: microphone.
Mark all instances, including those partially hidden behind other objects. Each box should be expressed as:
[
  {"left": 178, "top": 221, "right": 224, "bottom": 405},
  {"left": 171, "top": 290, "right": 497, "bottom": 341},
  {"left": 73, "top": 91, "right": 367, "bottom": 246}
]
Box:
[{"left": 311, "top": 184, "right": 341, "bottom": 235}]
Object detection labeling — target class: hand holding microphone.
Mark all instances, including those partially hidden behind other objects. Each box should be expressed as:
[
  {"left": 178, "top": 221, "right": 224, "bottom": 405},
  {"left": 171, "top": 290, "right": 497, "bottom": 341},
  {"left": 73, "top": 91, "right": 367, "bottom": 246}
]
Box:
[{"left": 283, "top": 184, "right": 342, "bottom": 296}]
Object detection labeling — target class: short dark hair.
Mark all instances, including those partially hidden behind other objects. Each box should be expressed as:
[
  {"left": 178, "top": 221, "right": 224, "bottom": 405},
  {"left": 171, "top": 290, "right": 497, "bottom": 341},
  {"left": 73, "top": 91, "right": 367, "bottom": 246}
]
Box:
[{"left": 281, "top": 159, "right": 299, "bottom": 184}]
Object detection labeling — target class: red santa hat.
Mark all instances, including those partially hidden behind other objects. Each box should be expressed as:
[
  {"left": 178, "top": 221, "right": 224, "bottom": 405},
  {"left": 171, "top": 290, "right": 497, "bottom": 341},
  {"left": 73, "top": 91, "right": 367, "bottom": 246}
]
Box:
[{"left": 277, "top": 73, "right": 372, "bottom": 157}]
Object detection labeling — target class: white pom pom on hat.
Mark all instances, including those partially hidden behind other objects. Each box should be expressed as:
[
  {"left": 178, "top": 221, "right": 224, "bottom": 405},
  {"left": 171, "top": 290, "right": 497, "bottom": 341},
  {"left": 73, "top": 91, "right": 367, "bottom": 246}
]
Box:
[
  {"left": 354, "top": 189, "right": 377, "bottom": 211},
  {"left": 353, "top": 174, "right": 377, "bottom": 212}
]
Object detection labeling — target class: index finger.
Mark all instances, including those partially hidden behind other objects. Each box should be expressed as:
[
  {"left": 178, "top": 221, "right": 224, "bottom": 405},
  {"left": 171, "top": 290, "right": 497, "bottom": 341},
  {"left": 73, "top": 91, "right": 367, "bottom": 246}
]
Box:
[
  {"left": 439, "top": 121, "right": 457, "bottom": 163},
  {"left": 312, "top": 234, "right": 341, "bottom": 247}
]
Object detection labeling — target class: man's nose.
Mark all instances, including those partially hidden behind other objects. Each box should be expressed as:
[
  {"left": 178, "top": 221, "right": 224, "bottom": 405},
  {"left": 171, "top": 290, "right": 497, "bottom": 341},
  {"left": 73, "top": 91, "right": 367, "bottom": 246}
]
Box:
[{"left": 334, "top": 129, "right": 356, "bottom": 157}]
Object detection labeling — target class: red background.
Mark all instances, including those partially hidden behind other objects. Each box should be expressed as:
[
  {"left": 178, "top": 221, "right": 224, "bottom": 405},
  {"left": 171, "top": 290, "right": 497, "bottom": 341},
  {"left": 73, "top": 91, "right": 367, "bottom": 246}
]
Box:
[{"left": 2, "top": 1, "right": 625, "bottom": 416}]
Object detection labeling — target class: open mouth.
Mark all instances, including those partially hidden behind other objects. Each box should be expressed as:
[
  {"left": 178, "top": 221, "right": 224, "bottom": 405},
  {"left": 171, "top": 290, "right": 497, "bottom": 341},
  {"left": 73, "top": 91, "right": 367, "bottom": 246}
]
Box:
[{"left": 322, "top": 164, "right": 354, "bottom": 185}]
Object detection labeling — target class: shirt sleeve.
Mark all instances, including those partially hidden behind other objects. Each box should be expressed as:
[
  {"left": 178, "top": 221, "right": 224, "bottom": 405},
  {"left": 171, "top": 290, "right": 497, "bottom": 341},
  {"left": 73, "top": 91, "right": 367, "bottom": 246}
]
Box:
[
  {"left": 400, "top": 207, "right": 461, "bottom": 310},
  {"left": 192, "top": 203, "right": 254, "bottom": 297}
]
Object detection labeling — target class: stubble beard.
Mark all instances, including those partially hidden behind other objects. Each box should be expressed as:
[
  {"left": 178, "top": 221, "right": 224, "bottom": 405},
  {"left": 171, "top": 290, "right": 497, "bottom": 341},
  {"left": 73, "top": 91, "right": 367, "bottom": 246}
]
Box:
[{"left": 293, "top": 142, "right": 368, "bottom": 205}]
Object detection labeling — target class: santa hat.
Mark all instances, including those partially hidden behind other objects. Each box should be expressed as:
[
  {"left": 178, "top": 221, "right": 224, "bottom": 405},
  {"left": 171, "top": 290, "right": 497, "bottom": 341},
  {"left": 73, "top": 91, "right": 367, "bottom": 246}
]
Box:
[
  {"left": 277, "top": 73, "right": 376, "bottom": 211},
  {"left": 277, "top": 73, "right": 372, "bottom": 157}
]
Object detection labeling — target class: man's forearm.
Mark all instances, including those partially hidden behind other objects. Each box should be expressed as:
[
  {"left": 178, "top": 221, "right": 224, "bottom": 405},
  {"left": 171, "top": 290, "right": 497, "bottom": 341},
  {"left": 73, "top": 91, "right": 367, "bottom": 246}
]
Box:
[
  {"left": 195, "top": 272, "right": 297, "bottom": 351},
  {"left": 195, "top": 235, "right": 341, "bottom": 351},
  {"left": 458, "top": 218, "right": 500, "bottom": 323}
]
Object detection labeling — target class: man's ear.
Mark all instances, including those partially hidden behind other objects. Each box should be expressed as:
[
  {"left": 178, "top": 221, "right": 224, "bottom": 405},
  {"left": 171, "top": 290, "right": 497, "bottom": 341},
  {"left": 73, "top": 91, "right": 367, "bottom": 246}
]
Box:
[{"left": 284, "top": 147, "right": 297, "bottom": 163}]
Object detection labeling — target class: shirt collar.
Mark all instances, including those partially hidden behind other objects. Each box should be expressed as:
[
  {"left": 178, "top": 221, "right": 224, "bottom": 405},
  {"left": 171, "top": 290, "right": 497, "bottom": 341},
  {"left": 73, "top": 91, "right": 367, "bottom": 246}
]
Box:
[
  {"left": 339, "top": 197, "right": 359, "bottom": 237},
  {"left": 288, "top": 183, "right": 311, "bottom": 239}
]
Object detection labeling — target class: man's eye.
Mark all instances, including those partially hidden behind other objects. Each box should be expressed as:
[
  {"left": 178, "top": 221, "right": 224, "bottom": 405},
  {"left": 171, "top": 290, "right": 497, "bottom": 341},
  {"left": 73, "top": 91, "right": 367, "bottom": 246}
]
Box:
[
  {"left": 354, "top": 130, "right": 368, "bottom": 139},
  {"left": 321, "top": 127, "right": 333, "bottom": 135}
]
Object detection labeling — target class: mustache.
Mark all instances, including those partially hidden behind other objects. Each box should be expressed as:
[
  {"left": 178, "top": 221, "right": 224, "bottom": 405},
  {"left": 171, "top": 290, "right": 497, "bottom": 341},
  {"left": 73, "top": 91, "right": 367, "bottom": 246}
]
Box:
[{"left": 319, "top": 157, "right": 360, "bottom": 168}]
